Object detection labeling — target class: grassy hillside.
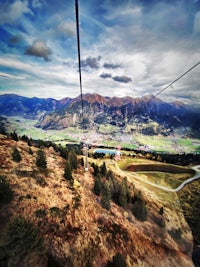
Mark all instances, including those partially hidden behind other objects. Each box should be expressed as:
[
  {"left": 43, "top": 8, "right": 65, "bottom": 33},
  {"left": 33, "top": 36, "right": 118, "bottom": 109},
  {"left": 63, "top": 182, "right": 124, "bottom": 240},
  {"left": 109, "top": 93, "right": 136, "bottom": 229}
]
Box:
[{"left": 0, "top": 134, "right": 196, "bottom": 267}]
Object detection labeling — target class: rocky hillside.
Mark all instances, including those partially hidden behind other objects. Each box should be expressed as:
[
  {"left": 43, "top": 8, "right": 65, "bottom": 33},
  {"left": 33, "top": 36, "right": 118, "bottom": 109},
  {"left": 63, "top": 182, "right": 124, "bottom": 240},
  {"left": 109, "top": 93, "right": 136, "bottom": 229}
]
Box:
[
  {"left": 0, "top": 134, "right": 195, "bottom": 267},
  {"left": 1, "top": 93, "right": 200, "bottom": 135},
  {"left": 36, "top": 94, "right": 200, "bottom": 135}
]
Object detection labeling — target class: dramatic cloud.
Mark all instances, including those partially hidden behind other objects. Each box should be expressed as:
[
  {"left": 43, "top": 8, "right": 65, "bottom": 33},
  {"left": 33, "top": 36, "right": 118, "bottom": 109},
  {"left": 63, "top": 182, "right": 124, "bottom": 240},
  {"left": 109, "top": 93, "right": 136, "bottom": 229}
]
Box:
[
  {"left": 0, "top": 0, "right": 200, "bottom": 105},
  {"left": 103, "top": 62, "right": 121, "bottom": 69},
  {"left": 25, "top": 40, "right": 52, "bottom": 61},
  {"left": 100, "top": 73, "right": 112, "bottom": 79},
  {"left": 81, "top": 57, "right": 101, "bottom": 69},
  {"left": 113, "top": 76, "right": 132, "bottom": 83}
]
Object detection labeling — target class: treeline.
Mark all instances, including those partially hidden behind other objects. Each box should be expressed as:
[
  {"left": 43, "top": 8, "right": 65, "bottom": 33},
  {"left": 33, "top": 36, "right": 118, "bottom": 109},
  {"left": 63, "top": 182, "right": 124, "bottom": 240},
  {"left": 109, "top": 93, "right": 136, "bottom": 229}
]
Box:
[
  {"left": 7, "top": 131, "right": 80, "bottom": 186},
  {"left": 91, "top": 162, "right": 147, "bottom": 221},
  {"left": 134, "top": 150, "right": 200, "bottom": 166}
]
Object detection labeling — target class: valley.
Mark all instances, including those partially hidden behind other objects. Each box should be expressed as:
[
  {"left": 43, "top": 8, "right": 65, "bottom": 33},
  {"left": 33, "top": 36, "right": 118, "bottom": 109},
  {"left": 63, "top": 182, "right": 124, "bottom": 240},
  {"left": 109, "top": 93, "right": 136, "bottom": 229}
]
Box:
[
  {"left": 3, "top": 116, "right": 200, "bottom": 153},
  {"left": 0, "top": 133, "right": 199, "bottom": 266},
  {"left": 0, "top": 93, "right": 200, "bottom": 266}
]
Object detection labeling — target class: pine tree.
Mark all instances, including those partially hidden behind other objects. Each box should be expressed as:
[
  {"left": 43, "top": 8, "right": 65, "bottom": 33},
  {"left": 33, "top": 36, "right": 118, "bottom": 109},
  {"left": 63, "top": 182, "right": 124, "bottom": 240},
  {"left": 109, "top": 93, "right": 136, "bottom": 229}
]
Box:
[
  {"left": 11, "top": 131, "right": 18, "bottom": 141},
  {"left": 101, "top": 182, "right": 111, "bottom": 210},
  {"left": 159, "top": 206, "right": 164, "bottom": 215},
  {"left": 93, "top": 175, "right": 102, "bottom": 196},
  {"left": 64, "top": 161, "right": 73, "bottom": 182},
  {"left": 12, "top": 147, "right": 22, "bottom": 162},
  {"left": 100, "top": 162, "right": 107, "bottom": 176},
  {"left": 69, "top": 150, "right": 78, "bottom": 169},
  {"left": 36, "top": 149, "right": 47, "bottom": 169}
]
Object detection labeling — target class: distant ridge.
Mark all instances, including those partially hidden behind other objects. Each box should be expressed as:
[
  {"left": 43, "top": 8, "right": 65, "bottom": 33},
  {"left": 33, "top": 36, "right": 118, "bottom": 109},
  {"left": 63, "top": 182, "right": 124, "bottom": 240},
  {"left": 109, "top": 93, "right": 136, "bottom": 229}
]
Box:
[{"left": 0, "top": 93, "right": 200, "bottom": 136}]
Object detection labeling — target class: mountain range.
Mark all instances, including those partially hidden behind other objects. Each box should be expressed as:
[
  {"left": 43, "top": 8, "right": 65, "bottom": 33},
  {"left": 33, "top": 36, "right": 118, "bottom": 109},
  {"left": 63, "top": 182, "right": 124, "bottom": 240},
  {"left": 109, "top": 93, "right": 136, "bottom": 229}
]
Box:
[{"left": 0, "top": 93, "right": 200, "bottom": 137}]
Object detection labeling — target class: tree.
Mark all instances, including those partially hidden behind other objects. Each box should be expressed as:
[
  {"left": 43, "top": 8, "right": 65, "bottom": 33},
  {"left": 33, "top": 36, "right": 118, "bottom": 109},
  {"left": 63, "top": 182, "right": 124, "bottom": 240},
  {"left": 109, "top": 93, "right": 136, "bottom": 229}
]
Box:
[
  {"left": 80, "top": 157, "right": 84, "bottom": 167},
  {"left": 101, "top": 182, "right": 111, "bottom": 210},
  {"left": 159, "top": 206, "right": 164, "bottom": 215},
  {"left": 64, "top": 161, "right": 73, "bottom": 182},
  {"left": 12, "top": 147, "right": 22, "bottom": 162},
  {"left": 93, "top": 175, "right": 102, "bottom": 196},
  {"left": 132, "top": 198, "right": 147, "bottom": 221},
  {"left": 11, "top": 131, "right": 18, "bottom": 141},
  {"left": 92, "top": 163, "right": 99, "bottom": 177},
  {"left": 36, "top": 149, "right": 47, "bottom": 169},
  {"left": 69, "top": 150, "right": 78, "bottom": 169},
  {"left": 100, "top": 162, "right": 107, "bottom": 176}
]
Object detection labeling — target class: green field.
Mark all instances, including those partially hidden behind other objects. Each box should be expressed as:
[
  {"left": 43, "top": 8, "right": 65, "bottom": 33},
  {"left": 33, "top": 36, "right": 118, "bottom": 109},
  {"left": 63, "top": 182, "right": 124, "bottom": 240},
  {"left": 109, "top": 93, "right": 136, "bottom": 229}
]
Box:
[{"left": 5, "top": 116, "right": 200, "bottom": 153}]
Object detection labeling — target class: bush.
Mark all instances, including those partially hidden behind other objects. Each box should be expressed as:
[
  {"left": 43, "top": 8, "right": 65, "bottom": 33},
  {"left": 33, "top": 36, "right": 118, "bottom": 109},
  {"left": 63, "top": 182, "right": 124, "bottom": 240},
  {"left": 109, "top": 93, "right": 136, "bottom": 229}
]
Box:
[
  {"left": 35, "top": 209, "right": 47, "bottom": 218},
  {"left": 0, "top": 175, "right": 14, "bottom": 205},
  {"left": 36, "top": 149, "right": 47, "bottom": 169},
  {"left": 12, "top": 147, "right": 22, "bottom": 162}
]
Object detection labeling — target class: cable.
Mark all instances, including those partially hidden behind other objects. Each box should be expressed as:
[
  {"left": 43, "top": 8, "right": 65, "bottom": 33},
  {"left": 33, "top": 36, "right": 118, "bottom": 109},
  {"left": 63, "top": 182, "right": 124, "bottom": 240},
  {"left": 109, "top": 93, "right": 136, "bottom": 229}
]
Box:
[
  {"left": 152, "top": 60, "right": 200, "bottom": 99},
  {"left": 75, "top": 0, "right": 84, "bottom": 119}
]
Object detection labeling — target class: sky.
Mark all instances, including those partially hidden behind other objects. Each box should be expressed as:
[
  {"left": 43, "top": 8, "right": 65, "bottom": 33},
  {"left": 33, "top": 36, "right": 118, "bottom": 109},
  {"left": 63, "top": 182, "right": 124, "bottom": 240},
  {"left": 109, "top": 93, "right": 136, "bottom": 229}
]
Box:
[{"left": 0, "top": 0, "right": 200, "bottom": 106}]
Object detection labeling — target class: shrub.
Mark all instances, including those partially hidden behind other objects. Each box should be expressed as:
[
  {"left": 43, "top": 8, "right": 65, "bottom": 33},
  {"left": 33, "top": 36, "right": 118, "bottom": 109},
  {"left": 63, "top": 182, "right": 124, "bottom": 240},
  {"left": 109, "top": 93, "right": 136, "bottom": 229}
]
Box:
[
  {"left": 0, "top": 175, "right": 14, "bottom": 205},
  {"left": 12, "top": 147, "right": 22, "bottom": 162},
  {"left": 49, "top": 207, "right": 61, "bottom": 217},
  {"left": 35, "top": 209, "right": 47, "bottom": 218},
  {"left": 36, "top": 149, "right": 47, "bottom": 169}
]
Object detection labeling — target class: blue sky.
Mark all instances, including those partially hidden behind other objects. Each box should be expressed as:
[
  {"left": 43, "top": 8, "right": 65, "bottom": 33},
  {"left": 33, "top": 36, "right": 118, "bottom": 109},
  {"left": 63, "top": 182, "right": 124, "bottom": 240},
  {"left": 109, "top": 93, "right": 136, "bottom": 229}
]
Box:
[{"left": 0, "top": 0, "right": 200, "bottom": 106}]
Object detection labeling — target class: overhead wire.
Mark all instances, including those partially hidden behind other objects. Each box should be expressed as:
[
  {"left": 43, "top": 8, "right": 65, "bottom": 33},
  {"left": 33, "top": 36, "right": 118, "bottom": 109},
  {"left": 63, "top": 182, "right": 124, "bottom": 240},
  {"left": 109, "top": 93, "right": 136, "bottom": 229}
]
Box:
[
  {"left": 152, "top": 60, "right": 200, "bottom": 99},
  {"left": 75, "top": 0, "right": 84, "bottom": 120}
]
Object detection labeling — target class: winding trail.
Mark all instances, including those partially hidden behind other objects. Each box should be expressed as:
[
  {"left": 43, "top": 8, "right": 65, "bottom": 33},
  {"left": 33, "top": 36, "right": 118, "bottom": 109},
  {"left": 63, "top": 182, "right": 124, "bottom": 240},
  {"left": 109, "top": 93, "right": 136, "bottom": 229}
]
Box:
[{"left": 116, "top": 164, "right": 200, "bottom": 192}]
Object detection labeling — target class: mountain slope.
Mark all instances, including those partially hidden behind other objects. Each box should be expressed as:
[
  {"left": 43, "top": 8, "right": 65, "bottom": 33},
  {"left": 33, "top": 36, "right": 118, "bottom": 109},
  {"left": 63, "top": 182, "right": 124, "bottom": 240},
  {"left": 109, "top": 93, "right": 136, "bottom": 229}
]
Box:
[
  {"left": 36, "top": 93, "right": 200, "bottom": 133},
  {"left": 0, "top": 94, "right": 72, "bottom": 118},
  {"left": 0, "top": 134, "right": 195, "bottom": 267},
  {"left": 0, "top": 93, "right": 200, "bottom": 135}
]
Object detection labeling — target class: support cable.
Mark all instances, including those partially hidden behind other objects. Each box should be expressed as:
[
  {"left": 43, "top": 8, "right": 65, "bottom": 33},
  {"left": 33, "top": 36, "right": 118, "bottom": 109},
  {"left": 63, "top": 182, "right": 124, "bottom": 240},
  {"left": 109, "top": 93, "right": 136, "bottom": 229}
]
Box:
[
  {"left": 153, "top": 60, "right": 200, "bottom": 99},
  {"left": 75, "top": 0, "right": 84, "bottom": 119},
  {"left": 75, "top": 0, "right": 88, "bottom": 171}
]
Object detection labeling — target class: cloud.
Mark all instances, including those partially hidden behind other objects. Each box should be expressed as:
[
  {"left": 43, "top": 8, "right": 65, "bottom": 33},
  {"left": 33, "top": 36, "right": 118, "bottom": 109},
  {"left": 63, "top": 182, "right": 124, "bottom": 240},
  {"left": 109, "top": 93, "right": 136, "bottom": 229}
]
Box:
[
  {"left": 57, "top": 21, "right": 76, "bottom": 37},
  {"left": 113, "top": 75, "right": 132, "bottom": 83},
  {"left": 194, "top": 11, "right": 200, "bottom": 33},
  {"left": 31, "top": 0, "right": 45, "bottom": 9},
  {"left": 9, "top": 35, "right": 23, "bottom": 44},
  {"left": 103, "top": 62, "right": 121, "bottom": 69},
  {"left": 81, "top": 57, "right": 101, "bottom": 69},
  {"left": 100, "top": 73, "right": 112, "bottom": 79},
  {"left": 0, "top": 1, "right": 32, "bottom": 25},
  {"left": 25, "top": 40, "right": 52, "bottom": 61}
]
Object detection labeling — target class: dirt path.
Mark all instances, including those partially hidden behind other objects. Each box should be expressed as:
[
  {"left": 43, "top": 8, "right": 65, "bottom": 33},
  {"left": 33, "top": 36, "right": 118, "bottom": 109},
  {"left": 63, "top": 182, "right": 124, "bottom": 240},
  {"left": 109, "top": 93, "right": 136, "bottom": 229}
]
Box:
[{"left": 116, "top": 163, "right": 200, "bottom": 192}]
